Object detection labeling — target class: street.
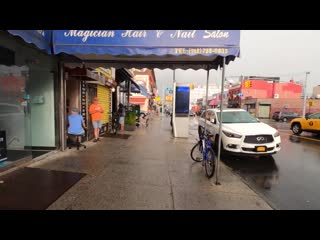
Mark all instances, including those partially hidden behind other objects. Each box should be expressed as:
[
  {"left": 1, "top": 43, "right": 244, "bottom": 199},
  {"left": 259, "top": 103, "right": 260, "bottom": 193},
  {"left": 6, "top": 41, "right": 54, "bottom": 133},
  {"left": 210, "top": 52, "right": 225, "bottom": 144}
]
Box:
[{"left": 190, "top": 117, "right": 320, "bottom": 210}]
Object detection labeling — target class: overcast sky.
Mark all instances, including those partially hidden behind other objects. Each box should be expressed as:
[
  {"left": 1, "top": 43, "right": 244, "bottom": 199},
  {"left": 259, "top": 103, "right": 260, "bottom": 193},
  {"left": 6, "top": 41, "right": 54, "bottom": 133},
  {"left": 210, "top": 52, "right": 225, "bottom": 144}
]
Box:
[{"left": 154, "top": 30, "right": 320, "bottom": 95}]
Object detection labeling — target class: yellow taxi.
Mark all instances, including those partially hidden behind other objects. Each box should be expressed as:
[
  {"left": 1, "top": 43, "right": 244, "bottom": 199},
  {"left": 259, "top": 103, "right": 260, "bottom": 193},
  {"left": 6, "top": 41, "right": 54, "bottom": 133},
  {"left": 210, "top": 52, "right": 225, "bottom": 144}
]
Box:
[{"left": 290, "top": 112, "right": 320, "bottom": 135}]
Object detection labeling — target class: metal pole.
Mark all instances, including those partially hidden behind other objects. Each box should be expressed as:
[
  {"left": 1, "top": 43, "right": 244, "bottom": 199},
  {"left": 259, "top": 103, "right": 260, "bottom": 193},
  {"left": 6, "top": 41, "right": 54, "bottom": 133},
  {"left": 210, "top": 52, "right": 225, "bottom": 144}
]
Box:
[
  {"left": 215, "top": 57, "right": 226, "bottom": 185},
  {"left": 59, "top": 63, "right": 66, "bottom": 151},
  {"left": 86, "top": 81, "right": 89, "bottom": 142},
  {"left": 204, "top": 66, "right": 210, "bottom": 136},
  {"left": 127, "top": 79, "right": 131, "bottom": 108},
  {"left": 162, "top": 80, "right": 165, "bottom": 118},
  {"left": 172, "top": 70, "right": 176, "bottom": 137},
  {"left": 173, "top": 70, "right": 175, "bottom": 111},
  {"left": 240, "top": 75, "right": 244, "bottom": 108},
  {"left": 302, "top": 72, "right": 310, "bottom": 118}
]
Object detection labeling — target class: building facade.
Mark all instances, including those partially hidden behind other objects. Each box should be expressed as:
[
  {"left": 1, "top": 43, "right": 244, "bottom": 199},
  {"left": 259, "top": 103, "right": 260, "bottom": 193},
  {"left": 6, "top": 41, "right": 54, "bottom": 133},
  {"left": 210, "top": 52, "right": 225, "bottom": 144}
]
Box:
[
  {"left": 313, "top": 85, "right": 320, "bottom": 98},
  {"left": 130, "top": 68, "right": 157, "bottom": 112},
  {"left": 244, "top": 98, "right": 320, "bottom": 118}
]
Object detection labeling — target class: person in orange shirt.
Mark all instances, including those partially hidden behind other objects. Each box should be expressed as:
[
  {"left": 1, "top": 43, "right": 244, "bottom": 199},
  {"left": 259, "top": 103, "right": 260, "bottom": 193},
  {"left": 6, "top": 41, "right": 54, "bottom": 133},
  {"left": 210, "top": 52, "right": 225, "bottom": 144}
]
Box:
[{"left": 89, "top": 97, "right": 104, "bottom": 142}]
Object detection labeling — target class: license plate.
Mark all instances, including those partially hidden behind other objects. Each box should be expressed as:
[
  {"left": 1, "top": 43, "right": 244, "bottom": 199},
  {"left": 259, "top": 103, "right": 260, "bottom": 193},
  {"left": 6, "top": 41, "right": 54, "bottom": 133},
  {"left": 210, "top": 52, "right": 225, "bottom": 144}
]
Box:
[{"left": 256, "top": 146, "right": 266, "bottom": 152}]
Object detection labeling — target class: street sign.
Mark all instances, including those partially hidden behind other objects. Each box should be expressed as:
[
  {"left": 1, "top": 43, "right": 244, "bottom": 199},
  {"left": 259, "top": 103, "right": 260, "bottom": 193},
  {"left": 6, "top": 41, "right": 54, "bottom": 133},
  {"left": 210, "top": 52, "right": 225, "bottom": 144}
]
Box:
[{"left": 166, "top": 87, "right": 173, "bottom": 91}]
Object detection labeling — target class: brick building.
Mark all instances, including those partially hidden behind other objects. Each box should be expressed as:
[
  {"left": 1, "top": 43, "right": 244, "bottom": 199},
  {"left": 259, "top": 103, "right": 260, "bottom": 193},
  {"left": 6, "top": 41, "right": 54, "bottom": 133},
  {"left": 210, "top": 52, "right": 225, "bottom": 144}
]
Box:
[
  {"left": 130, "top": 68, "right": 157, "bottom": 112},
  {"left": 228, "top": 78, "right": 305, "bottom": 118},
  {"left": 228, "top": 79, "right": 302, "bottom": 105},
  {"left": 244, "top": 98, "right": 320, "bottom": 118}
]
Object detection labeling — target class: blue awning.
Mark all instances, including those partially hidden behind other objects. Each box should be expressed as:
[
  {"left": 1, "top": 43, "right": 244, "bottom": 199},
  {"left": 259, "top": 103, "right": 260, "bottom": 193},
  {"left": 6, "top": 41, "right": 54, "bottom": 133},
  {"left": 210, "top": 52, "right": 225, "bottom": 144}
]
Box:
[
  {"left": 6, "top": 30, "right": 241, "bottom": 70},
  {"left": 7, "top": 30, "right": 52, "bottom": 54},
  {"left": 52, "top": 30, "right": 240, "bottom": 70}
]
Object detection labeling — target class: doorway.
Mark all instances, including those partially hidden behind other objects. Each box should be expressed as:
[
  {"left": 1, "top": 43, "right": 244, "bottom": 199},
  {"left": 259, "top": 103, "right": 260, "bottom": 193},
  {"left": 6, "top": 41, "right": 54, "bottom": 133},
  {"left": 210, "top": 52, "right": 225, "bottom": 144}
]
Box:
[{"left": 258, "top": 104, "right": 271, "bottom": 119}]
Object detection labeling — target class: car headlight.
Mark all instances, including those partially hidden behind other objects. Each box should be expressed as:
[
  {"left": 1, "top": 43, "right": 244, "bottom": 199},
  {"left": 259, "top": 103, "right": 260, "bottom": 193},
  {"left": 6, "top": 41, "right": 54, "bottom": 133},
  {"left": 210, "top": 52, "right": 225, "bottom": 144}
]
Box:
[
  {"left": 274, "top": 131, "right": 280, "bottom": 137},
  {"left": 222, "top": 130, "right": 242, "bottom": 138}
]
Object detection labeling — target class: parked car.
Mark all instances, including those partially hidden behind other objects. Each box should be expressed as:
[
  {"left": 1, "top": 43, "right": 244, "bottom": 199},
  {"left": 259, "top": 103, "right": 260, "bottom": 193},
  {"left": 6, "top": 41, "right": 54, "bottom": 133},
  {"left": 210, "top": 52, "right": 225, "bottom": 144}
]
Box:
[
  {"left": 198, "top": 108, "right": 281, "bottom": 157},
  {"left": 272, "top": 111, "right": 300, "bottom": 122},
  {"left": 290, "top": 112, "right": 320, "bottom": 135},
  {"left": 305, "top": 112, "right": 315, "bottom": 118}
]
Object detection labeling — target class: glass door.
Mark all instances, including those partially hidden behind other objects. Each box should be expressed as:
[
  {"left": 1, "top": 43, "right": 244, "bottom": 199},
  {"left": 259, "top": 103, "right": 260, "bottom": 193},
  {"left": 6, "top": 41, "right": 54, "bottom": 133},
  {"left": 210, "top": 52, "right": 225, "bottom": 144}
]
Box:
[{"left": 0, "top": 65, "right": 32, "bottom": 167}]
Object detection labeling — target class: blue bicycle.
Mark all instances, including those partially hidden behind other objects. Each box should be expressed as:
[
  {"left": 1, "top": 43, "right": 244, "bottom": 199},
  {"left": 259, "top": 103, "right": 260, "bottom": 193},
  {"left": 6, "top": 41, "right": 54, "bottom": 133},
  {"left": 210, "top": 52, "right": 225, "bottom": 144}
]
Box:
[{"left": 190, "top": 129, "right": 216, "bottom": 178}]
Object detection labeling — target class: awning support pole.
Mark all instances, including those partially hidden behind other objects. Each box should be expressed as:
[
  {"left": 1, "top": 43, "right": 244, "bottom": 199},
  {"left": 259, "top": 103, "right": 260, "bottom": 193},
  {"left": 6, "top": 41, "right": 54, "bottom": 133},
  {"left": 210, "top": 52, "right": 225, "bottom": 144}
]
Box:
[
  {"left": 215, "top": 57, "right": 226, "bottom": 185},
  {"left": 128, "top": 79, "right": 131, "bottom": 107},
  {"left": 173, "top": 69, "right": 177, "bottom": 137},
  {"left": 59, "top": 63, "right": 66, "bottom": 151},
  {"left": 162, "top": 79, "right": 165, "bottom": 118},
  {"left": 204, "top": 66, "right": 210, "bottom": 137}
]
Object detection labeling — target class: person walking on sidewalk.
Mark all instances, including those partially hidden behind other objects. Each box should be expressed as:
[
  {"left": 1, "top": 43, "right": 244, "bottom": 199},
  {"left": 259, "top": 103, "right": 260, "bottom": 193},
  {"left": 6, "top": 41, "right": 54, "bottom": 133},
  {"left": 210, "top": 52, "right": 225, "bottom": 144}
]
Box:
[
  {"left": 89, "top": 97, "right": 104, "bottom": 142},
  {"left": 117, "top": 103, "right": 125, "bottom": 131}
]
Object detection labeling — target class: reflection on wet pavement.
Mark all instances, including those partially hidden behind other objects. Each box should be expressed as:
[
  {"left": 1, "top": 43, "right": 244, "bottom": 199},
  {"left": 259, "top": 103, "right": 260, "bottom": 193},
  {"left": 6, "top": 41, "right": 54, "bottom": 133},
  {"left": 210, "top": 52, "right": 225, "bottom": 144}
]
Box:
[{"left": 222, "top": 155, "right": 279, "bottom": 190}]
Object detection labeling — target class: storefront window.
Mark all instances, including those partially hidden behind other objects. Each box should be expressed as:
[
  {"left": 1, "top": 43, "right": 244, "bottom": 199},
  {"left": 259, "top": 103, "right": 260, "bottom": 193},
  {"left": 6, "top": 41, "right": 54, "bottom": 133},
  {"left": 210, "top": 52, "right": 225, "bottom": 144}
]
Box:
[
  {"left": 0, "top": 64, "right": 33, "bottom": 165},
  {"left": 0, "top": 31, "right": 59, "bottom": 168}
]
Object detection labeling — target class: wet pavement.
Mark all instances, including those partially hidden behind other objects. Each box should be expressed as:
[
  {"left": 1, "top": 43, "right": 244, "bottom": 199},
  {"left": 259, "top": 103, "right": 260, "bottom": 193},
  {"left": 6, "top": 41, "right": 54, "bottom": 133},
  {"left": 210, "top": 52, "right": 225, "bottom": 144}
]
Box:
[
  {"left": 191, "top": 118, "right": 320, "bottom": 210},
  {"left": 21, "top": 115, "right": 271, "bottom": 210},
  {"left": 0, "top": 168, "right": 85, "bottom": 210}
]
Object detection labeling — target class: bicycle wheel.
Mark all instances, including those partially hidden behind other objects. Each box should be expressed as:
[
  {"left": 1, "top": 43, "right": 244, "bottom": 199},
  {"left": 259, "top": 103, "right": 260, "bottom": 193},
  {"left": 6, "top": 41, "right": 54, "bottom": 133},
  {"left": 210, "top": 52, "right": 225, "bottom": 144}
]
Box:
[
  {"left": 190, "top": 141, "right": 203, "bottom": 162},
  {"left": 112, "top": 121, "right": 117, "bottom": 135},
  {"left": 204, "top": 148, "right": 216, "bottom": 178}
]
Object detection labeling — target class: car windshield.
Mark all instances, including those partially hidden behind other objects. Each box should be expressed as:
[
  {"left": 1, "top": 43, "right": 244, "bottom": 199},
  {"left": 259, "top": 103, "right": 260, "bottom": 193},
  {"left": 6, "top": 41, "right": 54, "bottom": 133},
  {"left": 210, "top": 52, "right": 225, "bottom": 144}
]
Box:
[{"left": 217, "top": 111, "right": 259, "bottom": 123}]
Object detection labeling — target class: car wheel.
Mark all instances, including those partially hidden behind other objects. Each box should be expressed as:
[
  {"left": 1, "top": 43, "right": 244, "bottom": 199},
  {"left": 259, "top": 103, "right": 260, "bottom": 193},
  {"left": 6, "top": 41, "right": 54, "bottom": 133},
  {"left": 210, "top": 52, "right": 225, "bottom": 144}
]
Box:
[
  {"left": 292, "top": 123, "right": 302, "bottom": 135},
  {"left": 283, "top": 117, "right": 288, "bottom": 122}
]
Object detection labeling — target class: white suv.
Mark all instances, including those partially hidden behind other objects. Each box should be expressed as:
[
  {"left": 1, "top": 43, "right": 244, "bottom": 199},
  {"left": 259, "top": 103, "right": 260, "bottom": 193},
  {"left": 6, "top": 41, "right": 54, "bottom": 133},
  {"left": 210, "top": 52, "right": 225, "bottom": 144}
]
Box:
[{"left": 198, "top": 108, "right": 281, "bottom": 156}]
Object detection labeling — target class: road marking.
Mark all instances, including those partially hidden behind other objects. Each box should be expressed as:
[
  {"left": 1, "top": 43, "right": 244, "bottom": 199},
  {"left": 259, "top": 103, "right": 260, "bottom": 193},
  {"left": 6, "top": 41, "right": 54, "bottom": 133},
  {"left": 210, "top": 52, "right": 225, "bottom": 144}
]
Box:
[{"left": 280, "top": 131, "right": 320, "bottom": 142}]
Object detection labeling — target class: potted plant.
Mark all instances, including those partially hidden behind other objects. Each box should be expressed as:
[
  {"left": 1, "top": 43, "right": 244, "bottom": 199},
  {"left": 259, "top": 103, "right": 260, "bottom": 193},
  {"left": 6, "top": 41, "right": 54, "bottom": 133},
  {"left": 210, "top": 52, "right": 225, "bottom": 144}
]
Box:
[{"left": 124, "top": 110, "right": 136, "bottom": 131}]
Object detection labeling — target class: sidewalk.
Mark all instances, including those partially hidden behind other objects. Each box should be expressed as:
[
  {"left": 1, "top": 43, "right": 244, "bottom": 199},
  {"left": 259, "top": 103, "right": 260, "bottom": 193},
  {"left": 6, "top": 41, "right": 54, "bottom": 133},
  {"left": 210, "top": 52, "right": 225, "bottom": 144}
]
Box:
[{"left": 27, "top": 116, "right": 272, "bottom": 210}]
